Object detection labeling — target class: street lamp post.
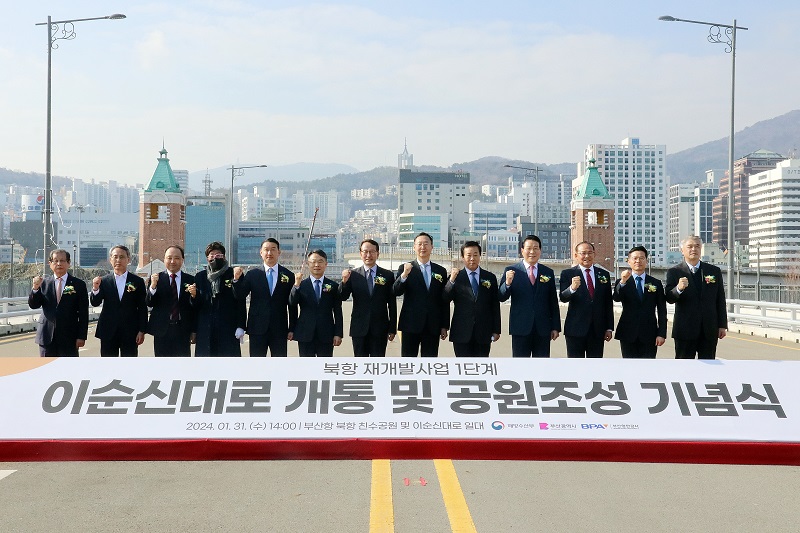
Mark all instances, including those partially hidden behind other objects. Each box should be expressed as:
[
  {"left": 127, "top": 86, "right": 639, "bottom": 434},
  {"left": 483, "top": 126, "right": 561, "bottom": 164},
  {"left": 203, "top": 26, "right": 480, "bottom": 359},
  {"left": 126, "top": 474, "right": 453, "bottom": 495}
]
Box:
[
  {"left": 659, "top": 15, "right": 747, "bottom": 308},
  {"left": 35, "top": 13, "right": 126, "bottom": 273},
  {"left": 228, "top": 164, "right": 268, "bottom": 264},
  {"left": 72, "top": 203, "right": 88, "bottom": 267},
  {"left": 755, "top": 241, "right": 761, "bottom": 301},
  {"left": 504, "top": 164, "right": 543, "bottom": 235}
]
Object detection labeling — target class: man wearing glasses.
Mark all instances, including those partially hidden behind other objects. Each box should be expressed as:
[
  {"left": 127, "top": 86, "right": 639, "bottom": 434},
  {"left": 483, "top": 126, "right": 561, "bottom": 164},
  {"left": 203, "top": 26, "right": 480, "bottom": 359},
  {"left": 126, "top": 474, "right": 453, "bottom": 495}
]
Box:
[
  {"left": 559, "top": 241, "right": 614, "bottom": 358},
  {"left": 29, "top": 249, "right": 89, "bottom": 356},
  {"left": 340, "top": 239, "right": 397, "bottom": 357}
]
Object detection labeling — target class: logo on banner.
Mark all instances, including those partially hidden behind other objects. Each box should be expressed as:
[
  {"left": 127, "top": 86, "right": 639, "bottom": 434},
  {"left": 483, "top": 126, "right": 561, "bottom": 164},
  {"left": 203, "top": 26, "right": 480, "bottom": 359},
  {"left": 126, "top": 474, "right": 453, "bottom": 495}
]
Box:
[
  {"left": 581, "top": 424, "right": 608, "bottom": 430},
  {"left": 491, "top": 421, "right": 505, "bottom": 430},
  {"left": 539, "top": 422, "right": 549, "bottom": 430}
]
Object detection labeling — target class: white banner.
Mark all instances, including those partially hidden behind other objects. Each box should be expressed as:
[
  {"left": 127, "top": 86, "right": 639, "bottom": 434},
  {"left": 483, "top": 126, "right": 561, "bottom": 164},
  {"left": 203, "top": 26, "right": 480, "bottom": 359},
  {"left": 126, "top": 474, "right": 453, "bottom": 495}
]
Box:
[{"left": 0, "top": 358, "right": 797, "bottom": 442}]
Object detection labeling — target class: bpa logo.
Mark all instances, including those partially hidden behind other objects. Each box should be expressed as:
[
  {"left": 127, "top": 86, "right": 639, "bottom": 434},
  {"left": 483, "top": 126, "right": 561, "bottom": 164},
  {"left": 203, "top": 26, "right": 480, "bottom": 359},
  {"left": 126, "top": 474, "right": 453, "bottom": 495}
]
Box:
[{"left": 581, "top": 424, "right": 608, "bottom": 430}]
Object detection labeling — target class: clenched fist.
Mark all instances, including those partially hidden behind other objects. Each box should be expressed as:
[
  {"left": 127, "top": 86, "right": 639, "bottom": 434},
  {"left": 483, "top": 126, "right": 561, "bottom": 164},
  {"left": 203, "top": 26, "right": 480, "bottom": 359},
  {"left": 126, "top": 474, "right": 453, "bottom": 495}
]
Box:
[
  {"left": 341, "top": 269, "right": 351, "bottom": 283},
  {"left": 32, "top": 276, "right": 43, "bottom": 290},
  {"left": 677, "top": 277, "right": 689, "bottom": 291},
  {"left": 150, "top": 273, "right": 159, "bottom": 289},
  {"left": 402, "top": 262, "right": 413, "bottom": 279},
  {"left": 620, "top": 269, "right": 632, "bottom": 284},
  {"left": 233, "top": 266, "right": 244, "bottom": 280},
  {"left": 505, "top": 270, "right": 515, "bottom": 285},
  {"left": 294, "top": 271, "right": 304, "bottom": 286},
  {"left": 571, "top": 276, "right": 582, "bottom": 291},
  {"left": 92, "top": 276, "right": 101, "bottom": 291},
  {"left": 449, "top": 267, "right": 460, "bottom": 282},
  {"left": 186, "top": 283, "right": 197, "bottom": 298}
]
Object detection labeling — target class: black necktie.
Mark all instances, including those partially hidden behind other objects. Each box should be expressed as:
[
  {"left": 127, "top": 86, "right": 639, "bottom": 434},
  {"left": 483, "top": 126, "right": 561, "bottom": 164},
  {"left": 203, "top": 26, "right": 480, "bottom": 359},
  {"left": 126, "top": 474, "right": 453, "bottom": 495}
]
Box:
[{"left": 170, "top": 273, "right": 179, "bottom": 321}]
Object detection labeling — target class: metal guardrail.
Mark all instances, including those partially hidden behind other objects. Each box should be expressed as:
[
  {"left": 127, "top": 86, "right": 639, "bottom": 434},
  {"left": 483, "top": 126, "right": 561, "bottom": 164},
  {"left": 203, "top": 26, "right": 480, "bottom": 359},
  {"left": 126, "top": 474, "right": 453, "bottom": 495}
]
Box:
[
  {"left": 3, "top": 296, "right": 799, "bottom": 332},
  {"left": 727, "top": 298, "right": 800, "bottom": 332}
]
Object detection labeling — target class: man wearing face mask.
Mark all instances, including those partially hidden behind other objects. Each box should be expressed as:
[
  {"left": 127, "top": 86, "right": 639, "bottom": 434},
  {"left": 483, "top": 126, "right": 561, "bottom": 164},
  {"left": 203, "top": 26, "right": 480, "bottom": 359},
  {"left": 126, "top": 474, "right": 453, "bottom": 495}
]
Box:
[{"left": 193, "top": 242, "right": 247, "bottom": 356}]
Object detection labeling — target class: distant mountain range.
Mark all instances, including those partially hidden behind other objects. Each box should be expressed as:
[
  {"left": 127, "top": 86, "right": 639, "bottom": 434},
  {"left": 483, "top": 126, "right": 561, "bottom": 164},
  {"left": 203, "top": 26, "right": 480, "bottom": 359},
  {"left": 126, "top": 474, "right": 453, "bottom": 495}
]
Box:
[
  {"left": 3, "top": 110, "right": 798, "bottom": 191},
  {"left": 666, "top": 109, "right": 800, "bottom": 183}
]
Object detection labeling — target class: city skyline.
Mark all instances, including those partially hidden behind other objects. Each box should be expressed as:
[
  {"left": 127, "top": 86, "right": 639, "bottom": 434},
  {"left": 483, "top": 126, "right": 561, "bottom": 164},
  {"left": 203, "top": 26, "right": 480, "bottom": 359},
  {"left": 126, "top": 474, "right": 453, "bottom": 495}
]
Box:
[{"left": 2, "top": 1, "right": 799, "bottom": 186}]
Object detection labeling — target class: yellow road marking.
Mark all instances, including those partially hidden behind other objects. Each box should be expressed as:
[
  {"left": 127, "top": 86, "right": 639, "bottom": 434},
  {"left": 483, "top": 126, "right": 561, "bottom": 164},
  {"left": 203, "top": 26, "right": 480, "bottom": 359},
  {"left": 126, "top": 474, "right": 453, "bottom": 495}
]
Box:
[
  {"left": 0, "top": 333, "right": 36, "bottom": 345},
  {"left": 727, "top": 334, "right": 800, "bottom": 351},
  {"left": 434, "top": 459, "right": 477, "bottom": 533},
  {"left": 369, "top": 459, "right": 394, "bottom": 533}
]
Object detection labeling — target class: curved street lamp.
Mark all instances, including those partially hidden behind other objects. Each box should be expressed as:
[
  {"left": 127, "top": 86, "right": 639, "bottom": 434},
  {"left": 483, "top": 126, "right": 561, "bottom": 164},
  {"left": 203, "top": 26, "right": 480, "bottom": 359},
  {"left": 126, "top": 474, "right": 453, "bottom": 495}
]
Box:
[
  {"left": 659, "top": 15, "right": 748, "bottom": 306},
  {"left": 229, "top": 164, "right": 268, "bottom": 263},
  {"left": 504, "top": 164, "right": 543, "bottom": 235},
  {"left": 35, "top": 13, "right": 126, "bottom": 273}
]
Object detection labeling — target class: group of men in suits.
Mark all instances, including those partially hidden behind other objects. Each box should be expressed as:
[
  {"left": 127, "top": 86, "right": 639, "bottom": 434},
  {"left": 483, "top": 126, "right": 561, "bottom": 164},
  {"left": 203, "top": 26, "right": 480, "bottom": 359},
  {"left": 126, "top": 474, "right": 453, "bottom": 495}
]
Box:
[{"left": 29, "top": 232, "right": 727, "bottom": 360}]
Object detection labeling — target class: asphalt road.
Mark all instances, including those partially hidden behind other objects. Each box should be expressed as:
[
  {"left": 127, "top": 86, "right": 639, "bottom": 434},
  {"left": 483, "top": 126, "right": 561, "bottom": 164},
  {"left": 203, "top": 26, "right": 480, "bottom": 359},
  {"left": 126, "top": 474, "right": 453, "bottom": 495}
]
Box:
[
  {"left": 2, "top": 301, "right": 800, "bottom": 360},
  {"left": 1, "top": 302, "right": 799, "bottom": 532}
]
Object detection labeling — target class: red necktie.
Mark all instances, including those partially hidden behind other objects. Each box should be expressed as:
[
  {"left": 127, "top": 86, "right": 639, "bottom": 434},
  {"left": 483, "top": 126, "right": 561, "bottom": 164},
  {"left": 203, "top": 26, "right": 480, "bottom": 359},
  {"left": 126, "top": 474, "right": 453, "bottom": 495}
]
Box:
[
  {"left": 585, "top": 268, "right": 595, "bottom": 299},
  {"left": 528, "top": 265, "right": 536, "bottom": 285}
]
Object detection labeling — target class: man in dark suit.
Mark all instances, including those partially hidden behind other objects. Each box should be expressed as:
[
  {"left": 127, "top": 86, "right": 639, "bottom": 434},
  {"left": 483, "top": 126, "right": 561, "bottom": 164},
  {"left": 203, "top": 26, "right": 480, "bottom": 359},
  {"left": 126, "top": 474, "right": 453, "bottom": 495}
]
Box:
[
  {"left": 28, "top": 249, "right": 89, "bottom": 357},
  {"left": 613, "top": 246, "right": 667, "bottom": 358},
  {"left": 90, "top": 245, "right": 148, "bottom": 357},
  {"left": 499, "top": 235, "right": 561, "bottom": 357},
  {"left": 194, "top": 241, "right": 247, "bottom": 357},
  {"left": 289, "top": 249, "right": 343, "bottom": 357},
  {"left": 393, "top": 232, "right": 450, "bottom": 357},
  {"left": 340, "top": 239, "right": 397, "bottom": 357},
  {"left": 665, "top": 235, "right": 728, "bottom": 359},
  {"left": 232, "top": 237, "right": 297, "bottom": 357},
  {"left": 559, "top": 241, "right": 614, "bottom": 358},
  {"left": 146, "top": 245, "right": 197, "bottom": 357},
  {"left": 443, "top": 241, "right": 501, "bottom": 357}
]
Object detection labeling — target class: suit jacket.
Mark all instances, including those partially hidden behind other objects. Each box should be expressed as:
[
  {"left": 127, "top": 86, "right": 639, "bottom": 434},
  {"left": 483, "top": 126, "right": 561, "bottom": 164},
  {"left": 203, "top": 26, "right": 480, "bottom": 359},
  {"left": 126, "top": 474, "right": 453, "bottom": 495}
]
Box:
[
  {"left": 339, "top": 265, "right": 397, "bottom": 338},
  {"left": 559, "top": 265, "right": 614, "bottom": 337},
  {"left": 194, "top": 267, "right": 247, "bottom": 354},
  {"left": 498, "top": 262, "right": 561, "bottom": 337},
  {"left": 665, "top": 261, "right": 727, "bottom": 340},
  {"left": 392, "top": 260, "right": 450, "bottom": 335},
  {"left": 443, "top": 268, "right": 501, "bottom": 343},
  {"left": 146, "top": 271, "right": 197, "bottom": 338},
  {"left": 613, "top": 274, "right": 667, "bottom": 343},
  {"left": 232, "top": 264, "right": 297, "bottom": 337},
  {"left": 289, "top": 277, "right": 344, "bottom": 342},
  {"left": 90, "top": 272, "right": 148, "bottom": 341},
  {"left": 29, "top": 274, "right": 89, "bottom": 346}
]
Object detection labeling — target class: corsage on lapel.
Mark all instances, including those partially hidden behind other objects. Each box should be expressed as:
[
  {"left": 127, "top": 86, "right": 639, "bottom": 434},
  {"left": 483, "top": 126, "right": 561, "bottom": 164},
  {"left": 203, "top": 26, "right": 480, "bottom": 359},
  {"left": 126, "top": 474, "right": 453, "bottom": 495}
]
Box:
[
  {"left": 539, "top": 275, "right": 551, "bottom": 283},
  {"left": 61, "top": 285, "right": 76, "bottom": 295},
  {"left": 432, "top": 273, "right": 443, "bottom": 283},
  {"left": 374, "top": 275, "right": 387, "bottom": 286},
  {"left": 597, "top": 275, "right": 609, "bottom": 284},
  {"left": 125, "top": 282, "right": 137, "bottom": 293},
  {"left": 480, "top": 279, "right": 491, "bottom": 289},
  {"left": 322, "top": 283, "right": 333, "bottom": 293},
  {"left": 644, "top": 283, "right": 657, "bottom": 293},
  {"left": 280, "top": 273, "right": 290, "bottom": 283},
  {"left": 224, "top": 279, "right": 233, "bottom": 288},
  {"left": 704, "top": 275, "right": 716, "bottom": 284}
]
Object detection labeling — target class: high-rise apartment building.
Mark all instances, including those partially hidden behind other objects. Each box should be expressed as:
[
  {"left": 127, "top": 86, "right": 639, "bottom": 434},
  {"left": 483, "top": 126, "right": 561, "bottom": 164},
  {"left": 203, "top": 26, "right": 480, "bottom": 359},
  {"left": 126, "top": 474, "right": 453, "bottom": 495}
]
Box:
[
  {"left": 713, "top": 149, "right": 784, "bottom": 247},
  {"left": 397, "top": 168, "right": 470, "bottom": 247},
  {"left": 748, "top": 158, "right": 800, "bottom": 271},
  {"left": 667, "top": 176, "right": 718, "bottom": 251},
  {"left": 580, "top": 137, "right": 666, "bottom": 265}
]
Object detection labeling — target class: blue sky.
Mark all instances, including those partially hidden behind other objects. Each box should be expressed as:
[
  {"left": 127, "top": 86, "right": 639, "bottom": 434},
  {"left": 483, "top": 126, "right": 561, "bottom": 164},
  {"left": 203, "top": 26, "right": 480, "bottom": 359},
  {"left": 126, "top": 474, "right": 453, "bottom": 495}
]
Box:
[{"left": 1, "top": 0, "right": 798, "bottom": 186}]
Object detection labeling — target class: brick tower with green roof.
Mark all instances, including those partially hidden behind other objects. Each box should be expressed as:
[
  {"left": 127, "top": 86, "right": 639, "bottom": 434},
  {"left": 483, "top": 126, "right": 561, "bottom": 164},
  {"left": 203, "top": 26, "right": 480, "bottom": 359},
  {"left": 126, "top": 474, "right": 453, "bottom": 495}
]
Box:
[
  {"left": 138, "top": 145, "right": 186, "bottom": 268},
  {"left": 570, "top": 158, "right": 615, "bottom": 271}
]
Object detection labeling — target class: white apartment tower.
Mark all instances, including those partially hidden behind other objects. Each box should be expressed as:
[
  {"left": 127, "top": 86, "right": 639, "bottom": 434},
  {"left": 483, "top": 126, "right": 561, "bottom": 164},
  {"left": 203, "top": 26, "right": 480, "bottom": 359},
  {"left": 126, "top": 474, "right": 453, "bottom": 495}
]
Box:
[
  {"left": 580, "top": 137, "right": 667, "bottom": 265},
  {"left": 748, "top": 158, "right": 800, "bottom": 271}
]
